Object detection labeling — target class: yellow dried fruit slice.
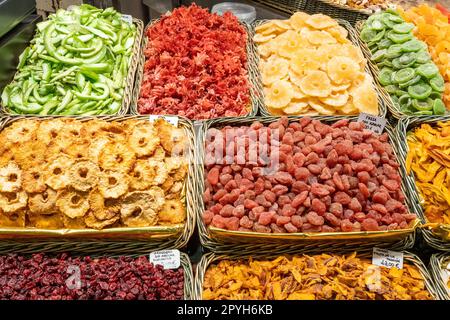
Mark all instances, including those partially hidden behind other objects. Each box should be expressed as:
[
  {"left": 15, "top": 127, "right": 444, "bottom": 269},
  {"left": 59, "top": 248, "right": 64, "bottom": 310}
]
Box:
[
  {"left": 351, "top": 83, "right": 378, "bottom": 115},
  {"left": 305, "top": 14, "right": 338, "bottom": 30},
  {"left": 327, "top": 56, "right": 360, "bottom": 84},
  {"left": 351, "top": 72, "right": 369, "bottom": 88},
  {"left": 338, "top": 101, "right": 358, "bottom": 115},
  {"left": 299, "top": 70, "right": 331, "bottom": 97},
  {"left": 289, "top": 12, "right": 310, "bottom": 30},
  {"left": 320, "top": 91, "right": 349, "bottom": 107},
  {"left": 327, "top": 25, "right": 349, "bottom": 43},
  {"left": 267, "top": 107, "right": 285, "bottom": 115},
  {"left": 343, "top": 44, "right": 365, "bottom": 65},
  {"left": 331, "top": 83, "right": 351, "bottom": 92},
  {"left": 261, "top": 57, "right": 289, "bottom": 85},
  {"left": 273, "top": 20, "right": 292, "bottom": 30},
  {"left": 291, "top": 50, "right": 320, "bottom": 75},
  {"left": 258, "top": 43, "right": 272, "bottom": 59},
  {"left": 288, "top": 70, "right": 306, "bottom": 88},
  {"left": 317, "top": 44, "right": 347, "bottom": 64},
  {"left": 253, "top": 33, "right": 276, "bottom": 43},
  {"left": 283, "top": 101, "right": 309, "bottom": 115},
  {"left": 292, "top": 85, "right": 307, "bottom": 99},
  {"left": 308, "top": 99, "right": 335, "bottom": 115},
  {"left": 307, "top": 30, "right": 337, "bottom": 45},
  {"left": 277, "top": 31, "right": 303, "bottom": 58},
  {"left": 255, "top": 21, "right": 276, "bottom": 33},
  {"left": 265, "top": 80, "right": 294, "bottom": 109}
]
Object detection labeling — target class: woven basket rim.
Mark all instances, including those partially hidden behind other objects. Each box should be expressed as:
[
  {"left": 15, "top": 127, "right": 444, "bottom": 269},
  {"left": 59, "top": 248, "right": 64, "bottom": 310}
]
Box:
[
  {"left": 252, "top": 18, "right": 387, "bottom": 119},
  {"left": 429, "top": 253, "right": 450, "bottom": 300},
  {"left": 0, "top": 18, "right": 144, "bottom": 117},
  {"left": 194, "top": 250, "right": 438, "bottom": 300},
  {"left": 396, "top": 116, "right": 450, "bottom": 249},
  {"left": 130, "top": 18, "right": 260, "bottom": 121},
  {"left": 196, "top": 116, "right": 418, "bottom": 253},
  {"left": 311, "top": 0, "right": 372, "bottom": 15},
  {"left": 0, "top": 115, "right": 196, "bottom": 249}
]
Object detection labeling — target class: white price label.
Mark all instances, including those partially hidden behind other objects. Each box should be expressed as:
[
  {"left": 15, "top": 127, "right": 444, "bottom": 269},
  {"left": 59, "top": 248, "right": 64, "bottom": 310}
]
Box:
[
  {"left": 149, "top": 249, "right": 180, "bottom": 269},
  {"left": 121, "top": 14, "right": 133, "bottom": 24},
  {"left": 372, "top": 247, "right": 403, "bottom": 269},
  {"left": 357, "top": 113, "right": 387, "bottom": 135},
  {"left": 149, "top": 115, "right": 179, "bottom": 127}
]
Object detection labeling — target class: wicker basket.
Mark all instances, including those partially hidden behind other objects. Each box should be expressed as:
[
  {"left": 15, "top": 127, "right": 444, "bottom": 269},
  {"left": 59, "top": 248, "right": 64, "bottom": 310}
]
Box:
[
  {"left": 303, "top": 0, "right": 370, "bottom": 25},
  {"left": 430, "top": 253, "right": 450, "bottom": 300},
  {"left": 0, "top": 249, "right": 194, "bottom": 300},
  {"left": 253, "top": 18, "right": 387, "bottom": 119},
  {"left": 196, "top": 116, "right": 418, "bottom": 254},
  {"left": 0, "top": 115, "right": 196, "bottom": 253},
  {"left": 194, "top": 250, "right": 438, "bottom": 300},
  {"left": 130, "top": 19, "right": 260, "bottom": 120},
  {"left": 396, "top": 116, "right": 450, "bottom": 251},
  {"left": 0, "top": 18, "right": 144, "bottom": 116}
]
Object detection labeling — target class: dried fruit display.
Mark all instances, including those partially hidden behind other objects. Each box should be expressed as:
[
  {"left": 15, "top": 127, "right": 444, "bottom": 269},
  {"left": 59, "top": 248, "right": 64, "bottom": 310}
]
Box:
[
  {"left": 0, "top": 118, "right": 188, "bottom": 230},
  {"left": 0, "top": 254, "right": 184, "bottom": 300},
  {"left": 137, "top": 4, "right": 250, "bottom": 120},
  {"left": 202, "top": 117, "right": 416, "bottom": 233},
  {"left": 399, "top": 4, "right": 450, "bottom": 108},
  {"left": 254, "top": 12, "right": 378, "bottom": 116},
  {"left": 360, "top": 9, "right": 446, "bottom": 115},
  {"left": 202, "top": 253, "right": 432, "bottom": 300},
  {"left": 1, "top": 5, "right": 137, "bottom": 115},
  {"left": 326, "top": 0, "right": 391, "bottom": 12},
  {"left": 406, "top": 121, "right": 450, "bottom": 224}
]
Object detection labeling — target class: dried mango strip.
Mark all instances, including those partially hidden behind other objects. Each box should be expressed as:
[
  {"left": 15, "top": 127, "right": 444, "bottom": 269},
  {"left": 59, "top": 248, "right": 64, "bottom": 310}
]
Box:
[
  {"left": 407, "top": 121, "right": 450, "bottom": 225},
  {"left": 202, "top": 254, "right": 432, "bottom": 300},
  {"left": 400, "top": 4, "right": 450, "bottom": 109}
]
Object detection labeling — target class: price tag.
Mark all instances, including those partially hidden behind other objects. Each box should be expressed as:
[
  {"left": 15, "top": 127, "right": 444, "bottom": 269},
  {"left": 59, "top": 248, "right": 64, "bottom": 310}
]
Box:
[
  {"left": 149, "top": 249, "right": 180, "bottom": 269},
  {"left": 357, "top": 113, "right": 387, "bottom": 135},
  {"left": 372, "top": 247, "right": 403, "bottom": 269},
  {"left": 149, "top": 115, "right": 179, "bottom": 127},
  {"left": 121, "top": 14, "right": 133, "bottom": 24}
]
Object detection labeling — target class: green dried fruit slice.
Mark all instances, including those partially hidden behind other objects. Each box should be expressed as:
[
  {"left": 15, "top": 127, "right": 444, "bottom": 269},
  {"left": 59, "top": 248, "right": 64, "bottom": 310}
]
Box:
[
  {"left": 372, "top": 49, "right": 386, "bottom": 62},
  {"left": 412, "top": 98, "right": 433, "bottom": 111},
  {"left": 401, "top": 39, "right": 423, "bottom": 52},
  {"left": 385, "top": 84, "right": 399, "bottom": 94},
  {"left": 416, "top": 50, "right": 431, "bottom": 64},
  {"left": 386, "top": 44, "right": 403, "bottom": 59},
  {"left": 430, "top": 74, "right": 445, "bottom": 92},
  {"left": 416, "top": 63, "right": 439, "bottom": 79},
  {"left": 378, "top": 38, "right": 394, "bottom": 49},
  {"left": 408, "top": 82, "right": 432, "bottom": 99},
  {"left": 398, "top": 75, "right": 421, "bottom": 88},
  {"left": 388, "top": 32, "right": 412, "bottom": 43},
  {"left": 393, "top": 23, "right": 415, "bottom": 34},
  {"left": 394, "top": 68, "right": 415, "bottom": 83},
  {"left": 433, "top": 99, "right": 446, "bottom": 115}
]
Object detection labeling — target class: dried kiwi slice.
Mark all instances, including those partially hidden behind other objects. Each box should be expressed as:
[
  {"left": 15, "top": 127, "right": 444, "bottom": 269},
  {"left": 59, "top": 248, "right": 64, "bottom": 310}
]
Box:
[
  {"left": 401, "top": 39, "right": 423, "bottom": 52},
  {"left": 412, "top": 98, "right": 433, "bottom": 111},
  {"left": 378, "top": 38, "right": 394, "bottom": 49},
  {"left": 398, "top": 75, "right": 421, "bottom": 89},
  {"left": 392, "top": 23, "right": 415, "bottom": 34},
  {"left": 433, "top": 99, "right": 446, "bottom": 115},
  {"left": 372, "top": 49, "right": 386, "bottom": 62},
  {"left": 388, "top": 32, "right": 412, "bottom": 44},
  {"left": 408, "top": 82, "right": 432, "bottom": 99},
  {"left": 394, "top": 68, "right": 415, "bottom": 83},
  {"left": 416, "top": 50, "right": 431, "bottom": 64},
  {"left": 379, "top": 68, "right": 393, "bottom": 86},
  {"left": 416, "top": 63, "right": 439, "bottom": 79},
  {"left": 386, "top": 44, "right": 403, "bottom": 59},
  {"left": 430, "top": 75, "right": 445, "bottom": 92}
]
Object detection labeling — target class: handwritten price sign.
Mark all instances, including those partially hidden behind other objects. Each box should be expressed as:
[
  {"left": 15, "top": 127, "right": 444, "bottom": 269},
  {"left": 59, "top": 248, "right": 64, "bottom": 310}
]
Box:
[{"left": 372, "top": 247, "right": 403, "bottom": 269}]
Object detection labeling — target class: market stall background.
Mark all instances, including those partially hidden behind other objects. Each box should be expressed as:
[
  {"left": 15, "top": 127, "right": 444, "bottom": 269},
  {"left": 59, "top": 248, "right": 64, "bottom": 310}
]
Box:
[{"left": 0, "top": 0, "right": 448, "bottom": 300}]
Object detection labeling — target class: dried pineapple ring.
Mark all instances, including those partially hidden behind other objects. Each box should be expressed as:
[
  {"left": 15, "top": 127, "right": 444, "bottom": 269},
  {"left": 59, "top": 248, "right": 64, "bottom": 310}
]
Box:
[
  {"left": 60, "top": 121, "right": 87, "bottom": 142},
  {"left": 290, "top": 49, "right": 320, "bottom": 75},
  {"left": 255, "top": 21, "right": 276, "bottom": 33},
  {"left": 159, "top": 199, "right": 186, "bottom": 224},
  {"left": 316, "top": 45, "right": 346, "bottom": 64},
  {"left": 150, "top": 160, "right": 169, "bottom": 185},
  {"left": 327, "top": 56, "right": 360, "bottom": 84},
  {"left": 130, "top": 160, "right": 157, "bottom": 190},
  {"left": 36, "top": 119, "right": 65, "bottom": 145},
  {"left": 282, "top": 101, "right": 309, "bottom": 115},
  {"left": 99, "top": 141, "right": 136, "bottom": 173},
  {"left": 62, "top": 215, "right": 86, "bottom": 229},
  {"left": 257, "top": 43, "right": 272, "bottom": 59},
  {"left": 327, "top": 25, "right": 349, "bottom": 43},
  {"left": 331, "top": 83, "right": 351, "bottom": 92},
  {"left": 56, "top": 188, "right": 89, "bottom": 219},
  {"left": 0, "top": 191, "right": 27, "bottom": 213},
  {"left": 308, "top": 99, "right": 335, "bottom": 115},
  {"left": 351, "top": 83, "right": 378, "bottom": 115},
  {"left": 253, "top": 33, "right": 275, "bottom": 43},
  {"left": 64, "top": 141, "right": 90, "bottom": 160},
  {"left": 1, "top": 120, "right": 37, "bottom": 145},
  {"left": 28, "top": 212, "right": 63, "bottom": 229},
  {"left": 261, "top": 57, "right": 289, "bottom": 85},
  {"left": 128, "top": 123, "right": 160, "bottom": 157},
  {"left": 173, "top": 164, "right": 188, "bottom": 182},
  {"left": 88, "top": 137, "right": 112, "bottom": 163},
  {"left": 267, "top": 107, "right": 284, "bottom": 115},
  {"left": 169, "top": 181, "right": 183, "bottom": 196},
  {"left": 292, "top": 85, "right": 307, "bottom": 99},
  {"left": 161, "top": 176, "right": 174, "bottom": 192},
  {"left": 22, "top": 167, "right": 46, "bottom": 193},
  {"left": 85, "top": 210, "right": 119, "bottom": 229},
  {"left": 0, "top": 209, "right": 25, "bottom": 227},
  {"left": 338, "top": 101, "right": 358, "bottom": 115},
  {"left": 274, "top": 20, "right": 292, "bottom": 30},
  {"left": 152, "top": 146, "right": 167, "bottom": 161},
  {"left": 288, "top": 70, "right": 308, "bottom": 88},
  {"left": 343, "top": 44, "right": 365, "bottom": 64},
  {"left": 307, "top": 30, "right": 337, "bottom": 45},
  {"left": 98, "top": 171, "right": 128, "bottom": 199},
  {"left": 83, "top": 119, "right": 109, "bottom": 139},
  {"left": 305, "top": 14, "right": 338, "bottom": 30},
  {"left": 11, "top": 140, "right": 46, "bottom": 170},
  {"left": 69, "top": 160, "right": 100, "bottom": 191},
  {"left": 0, "top": 149, "right": 13, "bottom": 168},
  {"left": 265, "top": 80, "right": 294, "bottom": 109},
  {"left": 299, "top": 70, "right": 331, "bottom": 97},
  {"left": 278, "top": 31, "right": 303, "bottom": 58},
  {"left": 289, "top": 12, "right": 310, "bottom": 30},
  {"left": 28, "top": 188, "right": 58, "bottom": 215},
  {"left": 0, "top": 162, "right": 22, "bottom": 192},
  {"left": 44, "top": 155, "right": 74, "bottom": 190},
  {"left": 89, "top": 189, "right": 120, "bottom": 221},
  {"left": 120, "top": 191, "right": 161, "bottom": 227},
  {"left": 154, "top": 120, "right": 188, "bottom": 155},
  {"left": 165, "top": 157, "right": 183, "bottom": 173},
  {"left": 320, "top": 91, "right": 349, "bottom": 107}
]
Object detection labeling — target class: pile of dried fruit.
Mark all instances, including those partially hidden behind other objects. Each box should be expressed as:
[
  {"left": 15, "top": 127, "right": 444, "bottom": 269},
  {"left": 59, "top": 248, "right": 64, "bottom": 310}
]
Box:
[
  {"left": 400, "top": 4, "right": 450, "bottom": 108},
  {"left": 0, "top": 118, "right": 188, "bottom": 230},
  {"left": 203, "top": 117, "right": 416, "bottom": 233},
  {"left": 360, "top": 9, "right": 446, "bottom": 115},
  {"left": 327, "top": 0, "right": 391, "bottom": 12},
  {"left": 254, "top": 12, "right": 378, "bottom": 116},
  {"left": 406, "top": 121, "right": 450, "bottom": 225},
  {"left": 203, "top": 253, "right": 432, "bottom": 300},
  {"left": 137, "top": 4, "right": 250, "bottom": 119},
  {"left": 0, "top": 254, "right": 184, "bottom": 300}
]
